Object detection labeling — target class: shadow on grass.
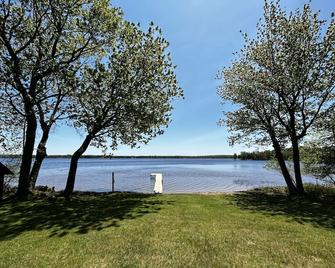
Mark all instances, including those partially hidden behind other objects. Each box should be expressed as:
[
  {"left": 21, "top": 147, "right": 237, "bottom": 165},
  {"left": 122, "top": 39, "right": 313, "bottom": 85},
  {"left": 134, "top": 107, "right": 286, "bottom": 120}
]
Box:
[
  {"left": 0, "top": 193, "right": 172, "bottom": 241},
  {"left": 233, "top": 189, "right": 335, "bottom": 229}
]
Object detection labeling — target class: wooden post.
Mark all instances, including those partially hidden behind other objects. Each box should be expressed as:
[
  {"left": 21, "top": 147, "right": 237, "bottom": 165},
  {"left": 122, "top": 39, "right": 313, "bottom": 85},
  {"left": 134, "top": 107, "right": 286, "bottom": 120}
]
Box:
[
  {"left": 0, "top": 174, "right": 4, "bottom": 202},
  {"left": 112, "top": 172, "right": 115, "bottom": 193}
]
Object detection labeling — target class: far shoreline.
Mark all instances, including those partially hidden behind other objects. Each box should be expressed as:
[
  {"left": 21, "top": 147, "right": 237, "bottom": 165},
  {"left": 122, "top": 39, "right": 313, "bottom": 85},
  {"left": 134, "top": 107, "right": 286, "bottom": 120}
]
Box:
[{"left": 2, "top": 154, "right": 238, "bottom": 159}]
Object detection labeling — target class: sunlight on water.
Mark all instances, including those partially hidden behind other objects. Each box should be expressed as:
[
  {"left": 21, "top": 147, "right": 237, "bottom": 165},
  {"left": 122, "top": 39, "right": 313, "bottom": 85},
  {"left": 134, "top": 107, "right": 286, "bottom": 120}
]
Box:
[{"left": 37, "top": 158, "right": 317, "bottom": 193}]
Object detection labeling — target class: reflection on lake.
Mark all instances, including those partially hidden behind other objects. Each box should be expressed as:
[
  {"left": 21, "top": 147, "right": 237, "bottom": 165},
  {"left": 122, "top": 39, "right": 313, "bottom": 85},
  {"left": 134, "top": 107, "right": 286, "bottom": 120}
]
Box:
[{"left": 36, "top": 158, "right": 317, "bottom": 193}]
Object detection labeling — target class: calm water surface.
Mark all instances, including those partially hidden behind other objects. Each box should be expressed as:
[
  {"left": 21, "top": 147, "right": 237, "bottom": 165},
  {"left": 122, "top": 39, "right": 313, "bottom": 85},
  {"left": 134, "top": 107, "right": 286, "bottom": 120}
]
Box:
[{"left": 36, "top": 158, "right": 316, "bottom": 193}]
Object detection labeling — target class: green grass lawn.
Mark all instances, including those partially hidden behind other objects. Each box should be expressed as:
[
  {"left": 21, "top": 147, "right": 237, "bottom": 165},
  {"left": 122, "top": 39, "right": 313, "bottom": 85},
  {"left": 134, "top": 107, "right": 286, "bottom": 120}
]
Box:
[{"left": 0, "top": 187, "right": 335, "bottom": 268}]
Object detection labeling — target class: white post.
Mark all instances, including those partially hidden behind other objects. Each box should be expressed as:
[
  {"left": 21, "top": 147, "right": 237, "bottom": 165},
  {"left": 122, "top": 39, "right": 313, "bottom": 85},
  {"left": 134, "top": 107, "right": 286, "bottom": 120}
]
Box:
[{"left": 151, "top": 173, "right": 163, "bottom": 194}]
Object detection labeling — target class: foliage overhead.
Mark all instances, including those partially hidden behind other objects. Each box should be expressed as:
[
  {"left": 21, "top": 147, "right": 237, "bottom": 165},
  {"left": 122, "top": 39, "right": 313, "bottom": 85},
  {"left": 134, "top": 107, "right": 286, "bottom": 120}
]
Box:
[
  {"left": 218, "top": 0, "right": 335, "bottom": 146},
  {"left": 70, "top": 22, "right": 183, "bottom": 152},
  {"left": 0, "top": 0, "right": 122, "bottom": 108}
]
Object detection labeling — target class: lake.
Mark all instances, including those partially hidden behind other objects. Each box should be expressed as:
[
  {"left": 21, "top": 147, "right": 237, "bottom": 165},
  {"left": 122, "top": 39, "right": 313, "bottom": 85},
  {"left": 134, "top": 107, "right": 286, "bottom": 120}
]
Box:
[{"left": 35, "top": 158, "right": 317, "bottom": 193}]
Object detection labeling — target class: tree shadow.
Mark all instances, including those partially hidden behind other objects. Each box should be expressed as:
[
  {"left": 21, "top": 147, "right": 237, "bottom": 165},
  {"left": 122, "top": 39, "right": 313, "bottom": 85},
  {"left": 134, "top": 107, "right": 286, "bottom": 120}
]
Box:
[
  {"left": 232, "top": 189, "right": 335, "bottom": 229},
  {"left": 0, "top": 193, "right": 173, "bottom": 241}
]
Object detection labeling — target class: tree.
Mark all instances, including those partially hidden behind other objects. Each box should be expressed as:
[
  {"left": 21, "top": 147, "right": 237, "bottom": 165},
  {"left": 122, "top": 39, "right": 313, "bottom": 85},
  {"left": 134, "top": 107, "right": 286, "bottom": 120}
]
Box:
[
  {"left": 217, "top": 0, "right": 335, "bottom": 195},
  {"left": 63, "top": 23, "right": 182, "bottom": 198},
  {"left": 0, "top": 0, "right": 122, "bottom": 198}
]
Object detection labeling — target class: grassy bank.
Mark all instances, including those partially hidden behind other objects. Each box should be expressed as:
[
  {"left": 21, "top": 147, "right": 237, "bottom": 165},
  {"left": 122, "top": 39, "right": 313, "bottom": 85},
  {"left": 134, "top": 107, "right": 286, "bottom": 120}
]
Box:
[{"left": 0, "top": 187, "right": 334, "bottom": 267}]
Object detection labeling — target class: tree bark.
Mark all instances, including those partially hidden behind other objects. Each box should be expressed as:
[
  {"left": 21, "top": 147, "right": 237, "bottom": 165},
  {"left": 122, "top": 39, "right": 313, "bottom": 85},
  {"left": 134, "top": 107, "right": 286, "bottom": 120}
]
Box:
[
  {"left": 0, "top": 175, "right": 4, "bottom": 202},
  {"left": 272, "top": 138, "right": 299, "bottom": 195},
  {"left": 291, "top": 137, "right": 305, "bottom": 195},
  {"left": 29, "top": 127, "right": 50, "bottom": 190},
  {"left": 16, "top": 111, "right": 37, "bottom": 199},
  {"left": 64, "top": 134, "right": 93, "bottom": 198}
]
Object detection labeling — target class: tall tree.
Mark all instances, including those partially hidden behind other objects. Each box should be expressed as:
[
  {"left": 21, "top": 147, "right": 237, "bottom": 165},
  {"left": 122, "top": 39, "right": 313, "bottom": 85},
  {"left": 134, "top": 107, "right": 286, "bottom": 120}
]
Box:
[
  {"left": 0, "top": 0, "right": 122, "bottom": 198},
  {"left": 64, "top": 23, "right": 182, "bottom": 198},
  {"left": 217, "top": 0, "right": 335, "bottom": 195}
]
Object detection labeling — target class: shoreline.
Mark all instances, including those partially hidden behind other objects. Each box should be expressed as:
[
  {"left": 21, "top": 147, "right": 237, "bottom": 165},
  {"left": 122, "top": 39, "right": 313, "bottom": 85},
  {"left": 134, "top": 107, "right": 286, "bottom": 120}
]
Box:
[{"left": 19, "top": 184, "right": 334, "bottom": 199}]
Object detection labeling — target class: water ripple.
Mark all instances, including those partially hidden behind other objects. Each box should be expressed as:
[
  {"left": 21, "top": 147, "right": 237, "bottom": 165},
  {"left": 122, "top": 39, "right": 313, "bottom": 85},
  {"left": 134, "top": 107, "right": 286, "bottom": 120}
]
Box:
[{"left": 36, "top": 158, "right": 317, "bottom": 193}]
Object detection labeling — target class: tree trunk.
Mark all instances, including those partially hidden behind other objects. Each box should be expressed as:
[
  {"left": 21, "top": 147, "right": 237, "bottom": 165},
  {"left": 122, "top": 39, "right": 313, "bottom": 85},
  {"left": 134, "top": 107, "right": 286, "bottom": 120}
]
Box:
[
  {"left": 64, "top": 135, "right": 93, "bottom": 198},
  {"left": 291, "top": 137, "right": 305, "bottom": 195},
  {"left": 272, "top": 138, "right": 298, "bottom": 195},
  {"left": 29, "top": 127, "right": 50, "bottom": 190},
  {"left": 16, "top": 112, "right": 37, "bottom": 199},
  {"left": 0, "top": 175, "right": 4, "bottom": 202}
]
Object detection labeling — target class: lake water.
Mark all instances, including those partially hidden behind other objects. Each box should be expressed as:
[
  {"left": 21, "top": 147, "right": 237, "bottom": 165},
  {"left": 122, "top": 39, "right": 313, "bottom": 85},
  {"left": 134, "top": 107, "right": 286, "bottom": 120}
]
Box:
[{"left": 35, "top": 158, "right": 317, "bottom": 193}]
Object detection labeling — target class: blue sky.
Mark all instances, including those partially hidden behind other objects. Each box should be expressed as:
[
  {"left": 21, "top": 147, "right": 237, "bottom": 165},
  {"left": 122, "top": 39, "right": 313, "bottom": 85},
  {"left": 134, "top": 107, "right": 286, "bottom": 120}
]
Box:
[{"left": 47, "top": 0, "right": 335, "bottom": 156}]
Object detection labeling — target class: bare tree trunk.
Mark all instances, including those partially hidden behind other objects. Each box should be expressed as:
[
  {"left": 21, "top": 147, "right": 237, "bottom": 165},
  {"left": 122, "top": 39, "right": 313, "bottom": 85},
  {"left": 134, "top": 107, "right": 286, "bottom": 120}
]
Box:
[
  {"left": 16, "top": 111, "right": 37, "bottom": 199},
  {"left": 64, "top": 135, "right": 93, "bottom": 198},
  {"left": 291, "top": 137, "right": 305, "bottom": 195},
  {"left": 29, "top": 127, "right": 50, "bottom": 190},
  {"left": 272, "top": 138, "right": 298, "bottom": 195}
]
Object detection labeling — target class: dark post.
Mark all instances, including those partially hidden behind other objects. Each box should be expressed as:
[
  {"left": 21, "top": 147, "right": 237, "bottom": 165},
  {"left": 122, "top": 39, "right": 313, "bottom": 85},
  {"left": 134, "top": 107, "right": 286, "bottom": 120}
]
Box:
[
  {"left": 112, "top": 172, "right": 115, "bottom": 193},
  {"left": 0, "top": 162, "right": 14, "bottom": 202}
]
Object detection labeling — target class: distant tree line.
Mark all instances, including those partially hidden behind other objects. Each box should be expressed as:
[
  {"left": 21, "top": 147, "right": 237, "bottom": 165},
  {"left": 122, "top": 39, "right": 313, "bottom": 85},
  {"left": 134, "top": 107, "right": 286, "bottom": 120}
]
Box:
[
  {"left": 238, "top": 150, "right": 275, "bottom": 161},
  {"left": 0, "top": 154, "right": 235, "bottom": 159},
  {"left": 238, "top": 148, "right": 293, "bottom": 161}
]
